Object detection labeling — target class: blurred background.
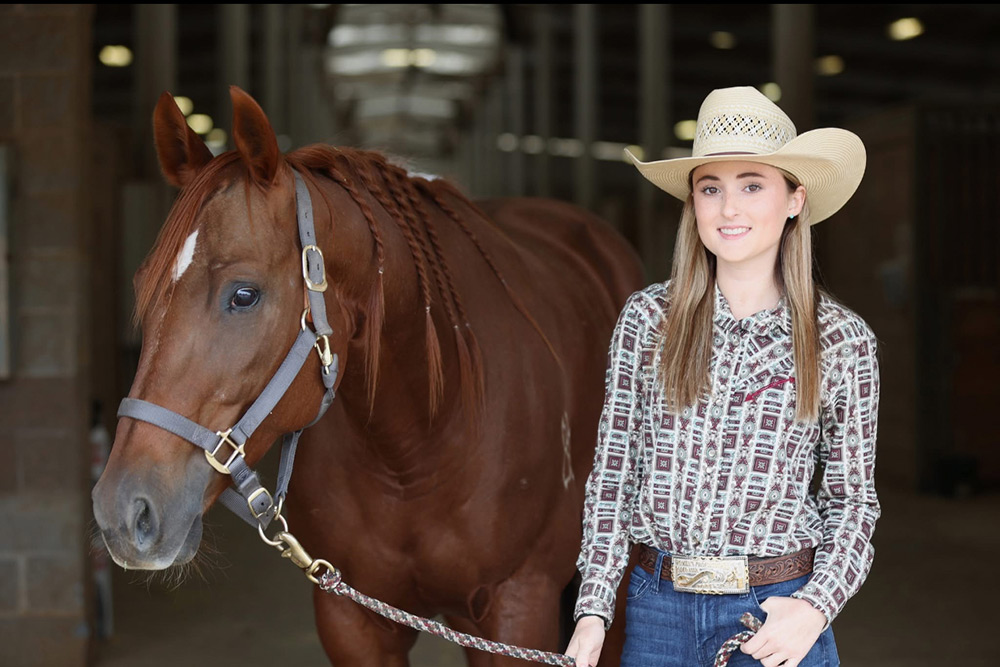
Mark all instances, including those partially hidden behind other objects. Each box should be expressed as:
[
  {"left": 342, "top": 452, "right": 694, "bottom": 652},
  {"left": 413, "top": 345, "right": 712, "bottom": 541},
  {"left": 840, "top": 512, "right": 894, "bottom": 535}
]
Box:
[{"left": 1, "top": 3, "right": 999, "bottom": 666}]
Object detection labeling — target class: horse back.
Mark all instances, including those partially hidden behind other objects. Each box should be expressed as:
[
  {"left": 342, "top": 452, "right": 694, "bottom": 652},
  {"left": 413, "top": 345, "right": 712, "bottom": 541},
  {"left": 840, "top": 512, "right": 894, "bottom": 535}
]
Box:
[{"left": 474, "top": 196, "right": 646, "bottom": 319}]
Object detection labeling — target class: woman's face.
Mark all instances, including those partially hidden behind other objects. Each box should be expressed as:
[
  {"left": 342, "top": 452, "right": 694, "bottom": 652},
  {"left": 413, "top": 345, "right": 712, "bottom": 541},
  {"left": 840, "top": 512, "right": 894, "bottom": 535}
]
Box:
[{"left": 691, "top": 161, "right": 805, "bottom": 272}]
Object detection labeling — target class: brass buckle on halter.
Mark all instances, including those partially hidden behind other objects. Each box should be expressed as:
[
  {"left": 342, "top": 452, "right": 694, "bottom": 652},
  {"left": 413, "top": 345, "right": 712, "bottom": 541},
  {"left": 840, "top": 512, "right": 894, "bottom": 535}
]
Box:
[
  {"left": 204, "top": 428, "right": 246, "bottom": 475},
  {"left": 301, "top": 244, "right": 328, "bottom": 292},
  {"left": 247, "top": 487, "right": 274, "bottom": 521}
]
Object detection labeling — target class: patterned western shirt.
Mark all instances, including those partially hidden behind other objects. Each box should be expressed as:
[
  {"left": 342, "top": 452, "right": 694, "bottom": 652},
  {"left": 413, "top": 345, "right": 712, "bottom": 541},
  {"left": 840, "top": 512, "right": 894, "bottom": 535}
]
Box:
[{"left": 574, "top": 281, "right": 880, "bottom": 628}]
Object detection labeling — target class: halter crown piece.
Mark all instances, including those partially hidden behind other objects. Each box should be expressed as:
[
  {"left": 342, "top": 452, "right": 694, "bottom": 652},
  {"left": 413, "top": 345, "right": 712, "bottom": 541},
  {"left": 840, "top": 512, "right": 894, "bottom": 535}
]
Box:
[
  {"left": 625, "top": 86, "right": 867, "bottom": 224},
  {"left": 117, "top": 171, "right": 339, "bottom": 529}
]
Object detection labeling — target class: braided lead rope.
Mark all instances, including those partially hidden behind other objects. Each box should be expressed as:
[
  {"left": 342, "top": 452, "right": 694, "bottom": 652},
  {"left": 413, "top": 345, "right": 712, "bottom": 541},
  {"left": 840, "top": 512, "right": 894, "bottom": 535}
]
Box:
[
  {"left": 713, "top": 612, "right": 764, "bottom": 667},
  {"left": 318, "top": 569, "right": 575, "bottom": 666}
]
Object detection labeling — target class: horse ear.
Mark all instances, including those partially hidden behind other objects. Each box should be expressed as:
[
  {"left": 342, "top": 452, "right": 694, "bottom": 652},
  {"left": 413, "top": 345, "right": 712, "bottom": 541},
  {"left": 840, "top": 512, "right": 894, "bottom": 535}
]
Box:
[
  {"left": 153, "top": 91, "right": 214, "bottom": 188},
  {"left": 230, "top": 85, "right": 281, "bottom": 187}
]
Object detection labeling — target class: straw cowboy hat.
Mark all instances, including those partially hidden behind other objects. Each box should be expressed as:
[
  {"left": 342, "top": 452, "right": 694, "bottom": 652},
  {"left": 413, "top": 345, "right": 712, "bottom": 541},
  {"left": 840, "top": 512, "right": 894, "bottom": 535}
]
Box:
[{"left": 625, "top": 86, "right": 866, "bottom": 224}]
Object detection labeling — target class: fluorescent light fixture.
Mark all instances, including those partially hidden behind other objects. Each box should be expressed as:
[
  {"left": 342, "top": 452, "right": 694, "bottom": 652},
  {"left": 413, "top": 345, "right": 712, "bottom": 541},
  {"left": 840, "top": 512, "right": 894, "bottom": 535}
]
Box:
[
  {"left": 760, "top": 82, "right": 782, "bottom": 102},
  {"left": 381, "top": 48, "right": 438, "bottom": 69},
  {"left": 548, "top": 138, "right": 585, "bottom": 158},
  {"left": 816, "top": 55, "right": 845, "bottom": 76},
  {"left": 99, "top": 45, "right": 133, "bottom": 67},
  {"left": 496, "top": 133, "right": 519, "bottom": 152},
  {"left": 592, "top": 141, "right": 630, "bottom": 161},
  {"left": 709, "top": 31, "right": 737, "bottom": 50},
  {"left": 521, "top": 135, "right": 545, "bottom": 155},
  {"left": 625, "top": 145, "right": 645, "bottom": 161},
  {"left": 674, "top": 120, "right": 697, "bottom": 142},
  {"left": 888, "top": 17, "right": 924, "bottom": 41},
  {"left": 172, "top": 96, "right": 194, "bottom": 116},
  {"left": 187, "top": 114, "right": 213, "bottom": 135}
]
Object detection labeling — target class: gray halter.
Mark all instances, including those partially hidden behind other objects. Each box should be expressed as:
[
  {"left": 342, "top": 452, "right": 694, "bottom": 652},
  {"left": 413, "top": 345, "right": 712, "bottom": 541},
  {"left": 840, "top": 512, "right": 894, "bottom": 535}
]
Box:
[{"left": 117, "top": 170, "right": 338, "bottom": 529}]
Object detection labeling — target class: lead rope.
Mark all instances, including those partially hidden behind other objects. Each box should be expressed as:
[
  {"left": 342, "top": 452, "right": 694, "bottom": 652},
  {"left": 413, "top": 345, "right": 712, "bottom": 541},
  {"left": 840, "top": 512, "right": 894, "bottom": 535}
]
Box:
[
  {"left": 263, "top": 512, "right": 762, "bottom": 667},
  {"left": 713, "top": 612, "right": 764, "bottom": 667}
]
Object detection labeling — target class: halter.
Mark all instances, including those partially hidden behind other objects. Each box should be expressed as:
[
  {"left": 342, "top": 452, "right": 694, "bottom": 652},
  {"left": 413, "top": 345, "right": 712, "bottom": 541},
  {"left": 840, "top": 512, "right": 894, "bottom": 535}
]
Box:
[{"left": 117, "top": 170, "right": 338, "bottom": 529}]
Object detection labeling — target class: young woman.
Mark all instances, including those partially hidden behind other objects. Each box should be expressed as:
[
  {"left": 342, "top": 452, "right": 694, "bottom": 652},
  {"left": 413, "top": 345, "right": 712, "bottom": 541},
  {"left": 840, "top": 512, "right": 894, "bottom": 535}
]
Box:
[{"left": 565, "top": 86, "right": 880, "bottom": 667}]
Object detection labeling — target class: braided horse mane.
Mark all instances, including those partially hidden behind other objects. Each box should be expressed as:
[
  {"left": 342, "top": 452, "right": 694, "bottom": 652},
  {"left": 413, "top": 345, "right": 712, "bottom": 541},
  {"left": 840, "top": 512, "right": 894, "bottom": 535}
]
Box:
[
  {"left": 134, "top": 143, "right": 559, "bottom": 428},
  {"left": 288, "top": 146, "right": 561, "bottom": 426}
]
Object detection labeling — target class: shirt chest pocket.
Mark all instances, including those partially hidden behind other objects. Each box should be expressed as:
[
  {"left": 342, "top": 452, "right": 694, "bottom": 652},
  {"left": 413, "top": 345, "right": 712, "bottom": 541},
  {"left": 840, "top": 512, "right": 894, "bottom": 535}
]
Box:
[{"left": 733, "top": 355, "right": 796, "bottom": 405}]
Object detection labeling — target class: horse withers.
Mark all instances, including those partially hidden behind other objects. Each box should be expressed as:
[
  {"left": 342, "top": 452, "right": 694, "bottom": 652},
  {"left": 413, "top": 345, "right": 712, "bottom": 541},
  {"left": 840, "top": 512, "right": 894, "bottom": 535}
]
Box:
[{"left": 91, "top": 86, "right": 645, "bottom": 665}]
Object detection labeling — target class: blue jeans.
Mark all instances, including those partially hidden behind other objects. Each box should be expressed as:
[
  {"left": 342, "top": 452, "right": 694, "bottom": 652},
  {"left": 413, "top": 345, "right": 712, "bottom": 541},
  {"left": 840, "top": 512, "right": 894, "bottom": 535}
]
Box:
[{"left": 620, "top": 551, "right": 839, "bottom": 667}]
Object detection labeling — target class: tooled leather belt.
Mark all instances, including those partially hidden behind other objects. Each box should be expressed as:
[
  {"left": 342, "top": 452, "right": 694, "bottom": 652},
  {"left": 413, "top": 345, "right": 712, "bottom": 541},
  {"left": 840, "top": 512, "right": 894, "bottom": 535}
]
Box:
[{"left": 638, "top": 543, "right": 815, "bottom": 587}]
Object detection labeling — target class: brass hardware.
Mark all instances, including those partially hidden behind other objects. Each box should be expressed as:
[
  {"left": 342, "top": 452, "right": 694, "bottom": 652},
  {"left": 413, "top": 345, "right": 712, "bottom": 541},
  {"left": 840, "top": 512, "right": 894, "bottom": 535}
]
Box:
[
  {"left": 306, "top": 559, "right": 335, "bottom": 585},
  {"left": 258, "top": 513, "right": 289, "bottom": 547},
  {"left": 277, "top": 531, "right": 314, "bottom": 570},
  {"left": 204, "top": 429, "right": 245, "bottom": 475},
  {"left": 247, "top": 487, "right": 274, "bottom": 520},
  {"left": 314, "top": 335, "right": 334, "bottom": 372},
  {"left": 301, "top": 245, "right": 328, "bottom": 292}
]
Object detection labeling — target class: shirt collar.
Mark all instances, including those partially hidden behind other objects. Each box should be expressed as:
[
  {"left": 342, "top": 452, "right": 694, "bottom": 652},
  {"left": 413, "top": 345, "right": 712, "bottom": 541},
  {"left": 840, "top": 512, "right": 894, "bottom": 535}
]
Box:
[{"left": 713, "top": 282, "right": 792, "bottom": 337}]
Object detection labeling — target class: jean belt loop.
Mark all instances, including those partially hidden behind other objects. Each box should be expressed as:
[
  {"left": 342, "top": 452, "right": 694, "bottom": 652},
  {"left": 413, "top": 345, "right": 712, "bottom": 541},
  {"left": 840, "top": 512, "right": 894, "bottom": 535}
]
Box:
[{"left": 653, "top": 551, "right": 667, "bottom": 594}]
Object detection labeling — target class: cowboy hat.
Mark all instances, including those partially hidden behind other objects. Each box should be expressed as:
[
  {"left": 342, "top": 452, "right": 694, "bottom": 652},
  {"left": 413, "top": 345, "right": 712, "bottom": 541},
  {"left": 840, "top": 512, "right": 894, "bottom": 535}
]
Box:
[{"left": 625, "top": 86, "right": 866, "bottom": 224}]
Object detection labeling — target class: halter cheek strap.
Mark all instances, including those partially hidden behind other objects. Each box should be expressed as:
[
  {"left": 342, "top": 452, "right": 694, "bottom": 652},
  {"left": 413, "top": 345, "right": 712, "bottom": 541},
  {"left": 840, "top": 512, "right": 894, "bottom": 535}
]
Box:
[{"left": 117, "top": 170, "right": 338, "bottom": 529}]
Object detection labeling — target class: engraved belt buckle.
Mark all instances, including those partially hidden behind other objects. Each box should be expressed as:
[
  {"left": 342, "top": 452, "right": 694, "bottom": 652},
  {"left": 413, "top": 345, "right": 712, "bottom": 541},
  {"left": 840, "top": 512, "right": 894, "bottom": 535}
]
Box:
[{"left": 672, "top": 555, "right": 750, "bottom": 594}]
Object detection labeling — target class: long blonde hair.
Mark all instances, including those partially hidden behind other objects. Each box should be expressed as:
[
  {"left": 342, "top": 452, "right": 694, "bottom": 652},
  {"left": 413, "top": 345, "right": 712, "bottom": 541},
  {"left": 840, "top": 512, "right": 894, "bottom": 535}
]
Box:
[{"left": 658, "top": 187, "right": 821, "bottom": 422}]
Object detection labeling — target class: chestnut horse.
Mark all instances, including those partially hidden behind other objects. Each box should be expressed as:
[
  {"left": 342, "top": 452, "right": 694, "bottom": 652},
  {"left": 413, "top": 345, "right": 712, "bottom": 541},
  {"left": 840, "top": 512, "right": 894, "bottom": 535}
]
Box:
[{"left": 91, "top": 86, "right": 644, "bottom": 665}]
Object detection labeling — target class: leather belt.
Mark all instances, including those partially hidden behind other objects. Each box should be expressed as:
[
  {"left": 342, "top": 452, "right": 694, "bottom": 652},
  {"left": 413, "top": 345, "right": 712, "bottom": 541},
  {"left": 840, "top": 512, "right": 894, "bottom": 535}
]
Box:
[{"left": 638, "top": 543, "right": 814, "bottom": 593}]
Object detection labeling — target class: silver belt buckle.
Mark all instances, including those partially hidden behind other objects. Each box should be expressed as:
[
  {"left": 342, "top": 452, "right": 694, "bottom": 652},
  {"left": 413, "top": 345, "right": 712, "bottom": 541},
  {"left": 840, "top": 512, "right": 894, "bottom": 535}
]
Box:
[{"left": 672, "top": 555, "right": 750, "bottom": 594}]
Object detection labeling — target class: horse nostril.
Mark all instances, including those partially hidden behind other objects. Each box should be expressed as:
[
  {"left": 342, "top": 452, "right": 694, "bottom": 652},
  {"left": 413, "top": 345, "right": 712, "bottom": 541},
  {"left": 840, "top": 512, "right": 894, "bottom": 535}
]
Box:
[{"left": 131, "top": 497, "right": 159, "bottom": 550}]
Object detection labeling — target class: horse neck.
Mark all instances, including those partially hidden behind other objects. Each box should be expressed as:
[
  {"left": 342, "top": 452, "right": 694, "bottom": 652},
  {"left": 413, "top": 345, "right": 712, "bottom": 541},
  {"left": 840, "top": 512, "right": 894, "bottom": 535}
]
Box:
[{"left": 308, "top": 160, "right": 478, "bottom": 467}]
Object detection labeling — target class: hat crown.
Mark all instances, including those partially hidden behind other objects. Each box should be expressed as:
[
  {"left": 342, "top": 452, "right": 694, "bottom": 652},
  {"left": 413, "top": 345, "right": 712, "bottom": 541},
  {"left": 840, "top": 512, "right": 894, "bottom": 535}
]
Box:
[{"left": 692, "top": 87, "right": 798, "bottom": 158}]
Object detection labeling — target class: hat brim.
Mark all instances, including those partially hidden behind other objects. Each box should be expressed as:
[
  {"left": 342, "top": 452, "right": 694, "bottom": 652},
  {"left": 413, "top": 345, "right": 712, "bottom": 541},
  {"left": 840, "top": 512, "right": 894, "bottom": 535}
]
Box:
[{"left": 625, "top": 128, "right": 866, "bottom": 224}]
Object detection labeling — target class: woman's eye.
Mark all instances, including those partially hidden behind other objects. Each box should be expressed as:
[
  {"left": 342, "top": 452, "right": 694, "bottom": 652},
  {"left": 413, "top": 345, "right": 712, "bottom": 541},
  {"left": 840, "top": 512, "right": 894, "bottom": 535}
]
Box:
[
  {"left": 701, "top": 185, "right": 719, "bottom": 195},
  {"left": 745, "top": 183, "right": 762, "bottom": 192},
  {"left": 230, "top": 286, "right": 260, "bottom": 310}
]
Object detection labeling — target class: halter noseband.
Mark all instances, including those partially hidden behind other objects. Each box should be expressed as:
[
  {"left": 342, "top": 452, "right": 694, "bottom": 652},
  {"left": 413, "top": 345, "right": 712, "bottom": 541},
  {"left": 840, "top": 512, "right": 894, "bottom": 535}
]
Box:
[{"left": 117, "top": 170, "right": 339, "bottom": 529}]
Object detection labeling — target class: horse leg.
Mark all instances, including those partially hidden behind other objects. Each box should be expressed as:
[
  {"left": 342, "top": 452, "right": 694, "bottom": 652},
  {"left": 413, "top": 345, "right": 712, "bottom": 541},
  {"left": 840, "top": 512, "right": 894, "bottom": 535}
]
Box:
[
  {"left": 453, "top": 568, "right": 566, "bottom": 667},
  {"left": 313, "top": 586, "right": 418, "bottom": 666}
]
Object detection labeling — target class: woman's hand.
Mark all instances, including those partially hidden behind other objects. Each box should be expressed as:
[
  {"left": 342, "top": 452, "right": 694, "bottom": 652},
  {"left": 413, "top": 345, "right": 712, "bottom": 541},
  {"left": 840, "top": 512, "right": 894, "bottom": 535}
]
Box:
[
  {"left": 739, "top": 596, "right": 826, "bottom": 667},
  {"left": 565, "top": 615, "right": 606, "bottom": 667}
]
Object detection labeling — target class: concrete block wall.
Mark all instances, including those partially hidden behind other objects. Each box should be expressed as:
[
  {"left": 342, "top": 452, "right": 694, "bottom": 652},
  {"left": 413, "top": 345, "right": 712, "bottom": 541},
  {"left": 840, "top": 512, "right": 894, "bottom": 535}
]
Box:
[{"left": 0, "top": 4, "right": 95, "bottom": 666}]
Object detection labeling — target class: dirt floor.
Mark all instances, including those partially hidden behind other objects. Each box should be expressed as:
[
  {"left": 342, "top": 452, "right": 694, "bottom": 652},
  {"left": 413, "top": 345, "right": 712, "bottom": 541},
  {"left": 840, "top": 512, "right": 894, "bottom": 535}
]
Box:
[{"left": 93, "top": 482, "right": 1000, "bottom": 667}]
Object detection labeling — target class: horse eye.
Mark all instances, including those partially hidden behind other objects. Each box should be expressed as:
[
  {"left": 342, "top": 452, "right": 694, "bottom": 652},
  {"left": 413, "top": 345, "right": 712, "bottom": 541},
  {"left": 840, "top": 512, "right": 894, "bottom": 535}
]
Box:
[{"left": 230, "top": 287, "right": 260, "bottom": 310}]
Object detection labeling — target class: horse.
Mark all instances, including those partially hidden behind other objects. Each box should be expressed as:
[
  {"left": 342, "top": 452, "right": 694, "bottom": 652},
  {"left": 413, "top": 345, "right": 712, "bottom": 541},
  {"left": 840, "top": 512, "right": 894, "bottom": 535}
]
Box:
[{"left": 91, "top": 85, "right": 645, "bottom": 666}]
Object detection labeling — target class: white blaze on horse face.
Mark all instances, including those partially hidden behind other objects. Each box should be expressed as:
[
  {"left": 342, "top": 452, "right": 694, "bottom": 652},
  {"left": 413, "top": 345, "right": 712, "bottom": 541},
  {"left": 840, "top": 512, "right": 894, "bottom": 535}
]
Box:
[{"left": 172, "top": 230, "right": 199, "bottom": 282}]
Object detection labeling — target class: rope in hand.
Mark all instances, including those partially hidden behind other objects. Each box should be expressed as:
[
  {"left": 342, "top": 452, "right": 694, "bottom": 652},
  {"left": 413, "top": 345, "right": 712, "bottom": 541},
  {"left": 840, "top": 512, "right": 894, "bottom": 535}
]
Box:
[
  {"left": 316, "top": 562, "right": 765, "bottom": 667},
  {"left": 713, "top": 612, "right": 764, "bottom": 667},
  {"left": 318, "top": 569, "right": 576, "bottom": 666}
]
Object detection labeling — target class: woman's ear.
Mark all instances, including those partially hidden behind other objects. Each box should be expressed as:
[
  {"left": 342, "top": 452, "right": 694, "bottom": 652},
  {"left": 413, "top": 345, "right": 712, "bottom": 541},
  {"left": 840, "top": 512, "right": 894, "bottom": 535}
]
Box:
[{"left": 788, "top": 185, "right": 806, "bottom": 218}]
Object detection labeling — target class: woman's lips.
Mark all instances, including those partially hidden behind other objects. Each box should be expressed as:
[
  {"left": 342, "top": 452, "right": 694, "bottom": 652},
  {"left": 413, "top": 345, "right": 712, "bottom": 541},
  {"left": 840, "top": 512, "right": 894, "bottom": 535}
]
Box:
[{"left": 718, "top": 226, "right": 751, "bottom": 240}]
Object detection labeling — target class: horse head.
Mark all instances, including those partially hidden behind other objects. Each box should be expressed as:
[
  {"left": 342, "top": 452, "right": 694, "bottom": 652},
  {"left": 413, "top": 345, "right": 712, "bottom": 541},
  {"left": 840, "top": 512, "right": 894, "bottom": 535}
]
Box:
[{"left": 92, "top": 87, "right": 359, "bottom": 571}]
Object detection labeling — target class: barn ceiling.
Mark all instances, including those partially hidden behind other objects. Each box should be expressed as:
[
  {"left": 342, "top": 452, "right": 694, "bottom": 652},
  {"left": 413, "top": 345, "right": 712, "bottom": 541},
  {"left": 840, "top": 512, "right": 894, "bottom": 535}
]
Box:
[{"left": 92, "top": 4, "right": 1000, "bottom": 160}]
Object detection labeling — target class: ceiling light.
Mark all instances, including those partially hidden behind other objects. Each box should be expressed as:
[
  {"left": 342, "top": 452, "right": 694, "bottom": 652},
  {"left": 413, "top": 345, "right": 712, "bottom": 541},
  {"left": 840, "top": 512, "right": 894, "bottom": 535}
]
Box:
[
  {"left": 99, "top": 45, "right": 132, "bottom": 68},
  {"left": 186, "top": 114, "right": 213, "bottom": 135},
  {"left": 674, "top": 120, "right": 697, "bottom": 142},
  {"left": 760, "top": 82, "right": 782, "bottom": 102},
  {"left": 816, "top": 55, "right": 845, "bottom": 76},
  {"left": 172, "top": 96, "right": 194, "bottom": 116},
  {"left": 496, "top": 133, "right": 518, "bottom": 152},
  {"left": 888, "top": 17, "right": 924, "bottom": 41},
  {"left": 709, "top": 31, "right": 737, "bottom": 50},
  {"left": 381, "top": 48, "right": 411, "bottom": 68},
  {"left": 521, "top": 135, "right": 545, "bottom": 155},
  {"left": 625, "top": 145, "right": 645, "bottom": 161}
]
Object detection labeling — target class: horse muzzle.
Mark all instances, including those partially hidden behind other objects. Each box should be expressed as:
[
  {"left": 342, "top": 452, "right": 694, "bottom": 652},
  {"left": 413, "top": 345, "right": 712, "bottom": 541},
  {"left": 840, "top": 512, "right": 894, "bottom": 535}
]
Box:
[{"left": 91, "top": 460, "right": 210, "bottom": 570}]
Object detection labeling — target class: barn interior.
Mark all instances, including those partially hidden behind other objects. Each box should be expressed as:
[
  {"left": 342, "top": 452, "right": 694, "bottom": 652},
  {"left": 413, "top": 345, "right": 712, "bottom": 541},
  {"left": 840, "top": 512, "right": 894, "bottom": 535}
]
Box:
[{"left": 1, "top": 4, "right": 999, "bottom": 666}]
